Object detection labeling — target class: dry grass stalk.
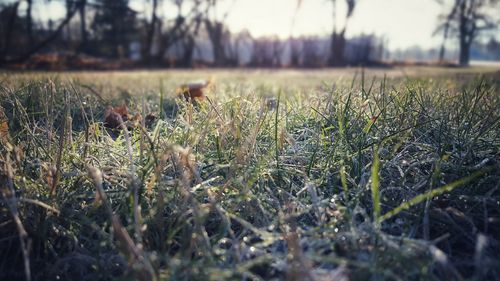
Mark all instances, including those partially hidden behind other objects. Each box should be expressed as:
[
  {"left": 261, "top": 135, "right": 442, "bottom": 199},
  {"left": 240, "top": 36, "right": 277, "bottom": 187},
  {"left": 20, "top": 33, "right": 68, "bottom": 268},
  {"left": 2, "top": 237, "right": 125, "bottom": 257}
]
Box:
[
  {"left": 1, "top": 153, "right": 31, "bottom": 281},
  {"left": 86, "top": 165, "right": 156, "bottom": 281},
  {"left": 50, "top": 94, "right": 69, "bottom": 197}
]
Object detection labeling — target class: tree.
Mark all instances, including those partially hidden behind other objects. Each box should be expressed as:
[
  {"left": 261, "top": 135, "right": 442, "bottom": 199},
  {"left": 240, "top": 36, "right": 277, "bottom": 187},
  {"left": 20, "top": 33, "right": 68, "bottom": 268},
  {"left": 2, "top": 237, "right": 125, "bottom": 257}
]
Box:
[
  {"left": 289, "top": 37, "right": 302, "bottom": 67},
  {"left": 27, "top": 0, "right": 33, "bottom": 45},
  {"left": 0, "top": 2, "right": 21, "bottom": 58},
  {"left": 225, "top": 29, "right": 252, "bottom": 66},
  {"left": 435, "top": 0, "right": 499, "bottom": 66},
  {"left": 178, "top": 10, "right": 204, "bottom": 67},
  {"left": 78, "top": 0, "right": 88, "bottom": 53},
  {"left": 302, "top": 37, "right": 324, "bottom": 67},
  {"left": 204, "top": 0, "right": 235, "bottom": 66},
  {"left": 91, "top": 0, "right": 138, "bottom": 58},
  {"left": 154, "top": 0, "right": 203, "bottom": 64},
  {"left": 144, "top": 0, "right": 160, "bottom": 62},
  {"left": 250, "top": 36, "right": 282, "bottom": 67},
  {"left": 0, "top": 0, "right": 84, "bottom": 63},
  {"left": 328, "top": 0, "right": 356, "bottom": 66}
]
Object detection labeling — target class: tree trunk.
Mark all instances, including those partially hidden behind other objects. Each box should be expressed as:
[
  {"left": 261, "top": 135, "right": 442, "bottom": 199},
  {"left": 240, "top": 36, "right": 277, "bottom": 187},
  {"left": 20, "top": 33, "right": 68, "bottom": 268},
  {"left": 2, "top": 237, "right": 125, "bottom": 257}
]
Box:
[
  {"left": 181, "top": 17, "right": 203, "bottom": 67},
  {"left": 458, "top": 0, "right": 470, "bottom": 66},
  {"left": 290, "top": 39, "right": 300, "bottom": 67},
  {"left": 0, "top": 2, "right": 20, "bottom": 57},
  {"left": 329, "top": 29, "right": 346, "bottom": 66},
  {"left": 1, "top": 4, "right": 80, "bottom": 63},
  {"left": 27, "top": 0, "right": 33, "bottom": 45},
  {"left": 205, "top": 20, "right": 226, "bottom": 66},
  {"left": 438, "top": 44, "right": 446, "bottom": 62},
  {"left": 66, "top": 0, "right": 72, "bottom": 42},
  {"left": 181, "top": 35, "right": 195, "bottom": 67},
  {"left": 145, "top": 0, "right": 158, "bottom": 62},
  {"left": 79, "top": 0, "right": 87, "bottom": 53},
  {"left": 459, "top": 39, "right": 470, "bottom": 66},
  {"left": 155, "top": 16, "right": 185, "bottom": 62},
  {"left": 438, "top": 24, "right": 449, "bottom": 62}
]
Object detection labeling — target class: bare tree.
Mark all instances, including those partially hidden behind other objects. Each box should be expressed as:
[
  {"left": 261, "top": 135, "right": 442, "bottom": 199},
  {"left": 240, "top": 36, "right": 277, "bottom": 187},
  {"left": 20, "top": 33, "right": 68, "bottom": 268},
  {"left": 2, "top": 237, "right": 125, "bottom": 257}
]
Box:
[
  {"left": 435, "top": 0, "right": 499, "bottom": 66},
  {"left": 65, "top": 0, "right": 75, "bottom": 42},
  {"left": 179, "top": 9, "right": 205, "bottom": 67},
  {"left": 204, "top": 20, "right": 227, "bottom": 65},
  {"left": 226, "top": 29, "right": 252, "bottom": 65},
  {"left": 288, "top": 0, "right": 303, "bottom": 67},
  {"left": 328, "top": 0, "right": 356, "bottom": 66},
  {"left": 154, "top": 0, "right": 203, "bottom": 63},
  {"left": 0, "top": 2, "right": 20, "bottom": 58},
  {"left": 78, "top": 0, "right": 88, "bottom": 53},
  {"left": 0, "top": 0, "right": 85, "bottom": 63},
  {"left": 204, "top": 0, "right": 236, "bottom": 66},
  {"left": 27, "top": 0, "right": 33, "bottom": 45},
  {"left": 145, "top": 0, "right": 160, "bottom": 62}
]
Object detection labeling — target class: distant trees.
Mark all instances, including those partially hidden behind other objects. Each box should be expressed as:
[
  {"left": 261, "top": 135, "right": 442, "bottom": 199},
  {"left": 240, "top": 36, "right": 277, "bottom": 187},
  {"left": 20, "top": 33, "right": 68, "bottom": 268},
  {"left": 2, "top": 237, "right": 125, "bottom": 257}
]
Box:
[
  {"left": 249, "top": 36, "right": 283, "bottom": 67},
  {"left": 225, "top": 29, "right": 253, "bottom": 66},
  {"left": 174, "top": 0, "right": 208, "bottom": 67},
  {"left": 292, "top": 0, "right": 371, "bottom": 67},
  {"left": 0, "top": 2, "right": 21, "bottom": 59},
  {"left": 0, "top": 0, "right": 84, "bottom": 63},
  {"left": 435, "top": 0, "right": 499, "bottom": 66},
  {"left": 0, "top": 0, "right": 384, "bottom": 68},
  {"left": 302, "top": 37, "right": 327, "bottom": 67},
  {"left": 156, "top": 0, "right": 189, "bottom": 64}
]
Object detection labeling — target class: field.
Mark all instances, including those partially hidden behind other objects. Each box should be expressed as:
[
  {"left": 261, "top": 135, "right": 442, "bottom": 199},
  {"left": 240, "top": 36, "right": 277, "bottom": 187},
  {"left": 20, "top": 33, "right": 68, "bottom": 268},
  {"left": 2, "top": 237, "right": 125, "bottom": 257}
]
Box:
[{"left": 1, "top": 67, "right": 499, "bottom": 281}]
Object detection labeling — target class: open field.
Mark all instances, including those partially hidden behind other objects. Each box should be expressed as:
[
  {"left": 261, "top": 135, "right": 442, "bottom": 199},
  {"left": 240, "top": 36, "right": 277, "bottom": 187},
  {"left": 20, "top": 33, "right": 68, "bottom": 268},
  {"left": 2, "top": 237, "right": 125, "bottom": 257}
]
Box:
[
  {"left": 2, "top": 65, "right": 500, "bottom": 90},
  {"left": 1, "top": 67, "right": 500, "bottom": 281}
]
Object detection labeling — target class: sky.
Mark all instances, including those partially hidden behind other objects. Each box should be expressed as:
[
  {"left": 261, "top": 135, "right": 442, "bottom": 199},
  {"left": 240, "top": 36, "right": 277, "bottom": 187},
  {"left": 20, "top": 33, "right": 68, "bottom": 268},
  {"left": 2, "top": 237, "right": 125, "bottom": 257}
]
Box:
[{"left": 13, "top": 0, "right": 470, "bottom": 51}]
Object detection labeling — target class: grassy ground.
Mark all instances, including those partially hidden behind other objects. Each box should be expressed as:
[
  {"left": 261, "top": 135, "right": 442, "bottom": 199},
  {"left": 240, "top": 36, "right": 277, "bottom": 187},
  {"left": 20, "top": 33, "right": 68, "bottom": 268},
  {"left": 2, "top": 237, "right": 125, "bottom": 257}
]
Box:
[{"left": 0, "top": 68, "right": 499, "bottom": 281}]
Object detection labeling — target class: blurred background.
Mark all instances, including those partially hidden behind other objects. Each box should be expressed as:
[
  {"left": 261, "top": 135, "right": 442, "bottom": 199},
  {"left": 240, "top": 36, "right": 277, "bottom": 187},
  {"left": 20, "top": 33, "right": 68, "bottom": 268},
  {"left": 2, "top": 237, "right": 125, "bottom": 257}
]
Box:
[{"left": 0, "top": 0, "right": 499, "bottom": 70}]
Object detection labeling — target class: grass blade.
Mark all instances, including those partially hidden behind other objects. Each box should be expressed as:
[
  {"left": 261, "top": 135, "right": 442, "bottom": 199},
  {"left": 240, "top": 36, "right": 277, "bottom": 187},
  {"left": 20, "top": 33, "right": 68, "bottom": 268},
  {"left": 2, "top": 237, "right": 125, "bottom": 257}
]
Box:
[{"left": 371, "top": 144, "right": 381, "bottom": 225}]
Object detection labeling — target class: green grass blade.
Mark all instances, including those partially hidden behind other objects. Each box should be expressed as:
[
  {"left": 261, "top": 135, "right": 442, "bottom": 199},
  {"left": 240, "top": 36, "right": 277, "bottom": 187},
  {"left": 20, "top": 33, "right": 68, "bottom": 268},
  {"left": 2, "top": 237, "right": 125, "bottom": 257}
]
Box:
[{"left": 371, "top": 145, "right": 381, "bottom": 225}]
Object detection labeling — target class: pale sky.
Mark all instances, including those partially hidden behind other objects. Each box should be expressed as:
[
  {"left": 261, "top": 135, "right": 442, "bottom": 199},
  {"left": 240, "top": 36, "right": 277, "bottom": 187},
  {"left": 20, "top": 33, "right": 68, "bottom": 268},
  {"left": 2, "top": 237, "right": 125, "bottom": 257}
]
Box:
[{"left": 15, "top": 0, "right": 493, "bottom": 50}]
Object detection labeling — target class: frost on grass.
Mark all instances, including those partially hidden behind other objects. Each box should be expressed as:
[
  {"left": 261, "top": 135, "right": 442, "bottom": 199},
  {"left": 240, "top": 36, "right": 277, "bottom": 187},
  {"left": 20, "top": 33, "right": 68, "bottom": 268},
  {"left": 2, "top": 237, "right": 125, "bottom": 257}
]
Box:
[{"left": 0, "top": 71, "right": 499, "bottom": 281}]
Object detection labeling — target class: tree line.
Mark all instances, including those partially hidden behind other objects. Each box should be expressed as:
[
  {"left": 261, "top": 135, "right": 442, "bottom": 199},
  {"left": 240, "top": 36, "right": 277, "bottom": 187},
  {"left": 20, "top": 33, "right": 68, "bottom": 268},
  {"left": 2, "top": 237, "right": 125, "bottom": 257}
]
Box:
[{"left": 0, "top": 0, "right": 498, "bottom": 69}]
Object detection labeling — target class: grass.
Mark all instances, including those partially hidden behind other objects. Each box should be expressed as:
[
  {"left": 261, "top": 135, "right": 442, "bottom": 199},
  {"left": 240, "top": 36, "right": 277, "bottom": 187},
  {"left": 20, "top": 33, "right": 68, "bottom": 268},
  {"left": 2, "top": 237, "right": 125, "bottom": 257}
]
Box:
[{"left": 0, "top": 68, "right": 499, "bottom": 281}]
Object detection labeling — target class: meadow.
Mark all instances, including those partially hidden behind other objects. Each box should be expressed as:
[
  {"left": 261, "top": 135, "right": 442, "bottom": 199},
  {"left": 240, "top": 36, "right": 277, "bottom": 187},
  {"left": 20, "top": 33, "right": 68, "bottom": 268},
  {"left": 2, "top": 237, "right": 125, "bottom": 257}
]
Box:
[{"left": 0, "top": 67, "right": 499, "bottom": 281}]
